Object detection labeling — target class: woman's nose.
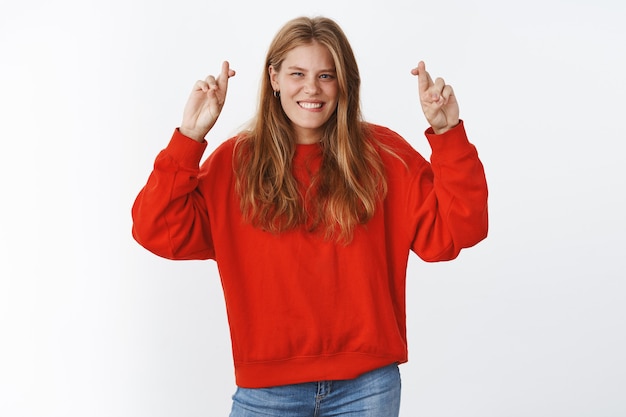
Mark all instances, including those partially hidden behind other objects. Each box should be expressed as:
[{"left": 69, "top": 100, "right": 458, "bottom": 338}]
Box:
[{"left": 304, "top": 76, "right": 320, "bottom": 94}]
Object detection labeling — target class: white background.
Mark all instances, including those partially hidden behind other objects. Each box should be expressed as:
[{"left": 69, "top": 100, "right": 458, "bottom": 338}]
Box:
[{"left": 1, "top": 0, "right": 625, "bottom": 416}]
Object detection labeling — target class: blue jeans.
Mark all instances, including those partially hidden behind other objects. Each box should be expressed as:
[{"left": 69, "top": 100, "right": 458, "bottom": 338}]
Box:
[{"left": 229, "top": 363, "right": 401, "bottom": 417}]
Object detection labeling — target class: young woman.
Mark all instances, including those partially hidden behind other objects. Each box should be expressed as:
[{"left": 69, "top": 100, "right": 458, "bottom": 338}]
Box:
[{"left": 132, "top": 15, "right": 488, "bottom": 417}]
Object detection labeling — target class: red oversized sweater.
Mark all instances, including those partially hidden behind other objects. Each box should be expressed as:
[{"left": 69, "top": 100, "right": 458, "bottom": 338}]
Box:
[{"left": 132, "top": 121, "right": 488, "bottom": 388}]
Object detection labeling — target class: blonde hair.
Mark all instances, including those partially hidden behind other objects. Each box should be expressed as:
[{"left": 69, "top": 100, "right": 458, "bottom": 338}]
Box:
[{"left": 234, "top": 16, "right": 387, "bottom": 242}]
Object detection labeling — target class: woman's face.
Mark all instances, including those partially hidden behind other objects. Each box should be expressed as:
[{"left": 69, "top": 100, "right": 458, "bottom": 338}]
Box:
[{"left": 269, "top": 42, "right": 339, "bottom": 145}]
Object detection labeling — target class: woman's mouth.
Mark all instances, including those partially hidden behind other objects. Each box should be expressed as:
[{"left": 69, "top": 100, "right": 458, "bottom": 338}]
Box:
[{"left": 298, "top": 101, "right": 323, "bottom": 110}]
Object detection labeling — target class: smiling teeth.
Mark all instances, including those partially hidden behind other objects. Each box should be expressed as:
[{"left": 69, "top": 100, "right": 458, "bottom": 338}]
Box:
[{"left": 299, "top": 102, "right": 323, "bottom": 109}]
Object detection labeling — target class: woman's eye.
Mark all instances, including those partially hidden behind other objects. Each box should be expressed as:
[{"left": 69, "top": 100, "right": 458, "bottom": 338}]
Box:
[{"left": 320, "top": 74, "right": 335, "bottom": 80}]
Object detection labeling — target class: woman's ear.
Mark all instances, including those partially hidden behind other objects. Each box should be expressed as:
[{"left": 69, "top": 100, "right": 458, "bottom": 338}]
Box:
[{"left": 268, "top": 65, "right": 278, "bottom": 90}]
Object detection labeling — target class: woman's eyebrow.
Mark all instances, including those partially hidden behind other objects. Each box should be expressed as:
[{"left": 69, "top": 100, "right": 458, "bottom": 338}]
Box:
[{"left": 286, "top": 65, "right": 336, "bottom": 73}]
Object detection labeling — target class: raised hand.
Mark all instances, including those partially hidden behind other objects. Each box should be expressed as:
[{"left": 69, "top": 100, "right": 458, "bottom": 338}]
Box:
[
  {"left": 180, "top": 61, "right": 236, "bottom": 142},
  {"left": 411, "top": 61, "right": 459, "bottom": 135}
]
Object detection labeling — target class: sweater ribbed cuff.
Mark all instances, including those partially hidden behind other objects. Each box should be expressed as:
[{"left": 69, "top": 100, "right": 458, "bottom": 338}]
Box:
[{"left": 164, "top": 128, "right": 209, "bottom": 168}]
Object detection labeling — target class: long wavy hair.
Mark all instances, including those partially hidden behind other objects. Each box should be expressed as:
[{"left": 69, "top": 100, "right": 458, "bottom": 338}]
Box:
[{"left": 234, "top": 16, "right": 388, "bottom": 242}]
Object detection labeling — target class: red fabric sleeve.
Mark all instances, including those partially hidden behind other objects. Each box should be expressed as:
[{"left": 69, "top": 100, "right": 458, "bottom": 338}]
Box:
[
  {"left": 408, "top": 121, "right": 489, "bottom": 261},
  {"left": 131, "top": 129, "right": 215, "bottom": 260}
]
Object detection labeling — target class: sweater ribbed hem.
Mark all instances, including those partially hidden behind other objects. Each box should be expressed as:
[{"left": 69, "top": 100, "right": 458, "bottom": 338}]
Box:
[{"left": 233, "top": 352, "right": 407, "bottom": 388}]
